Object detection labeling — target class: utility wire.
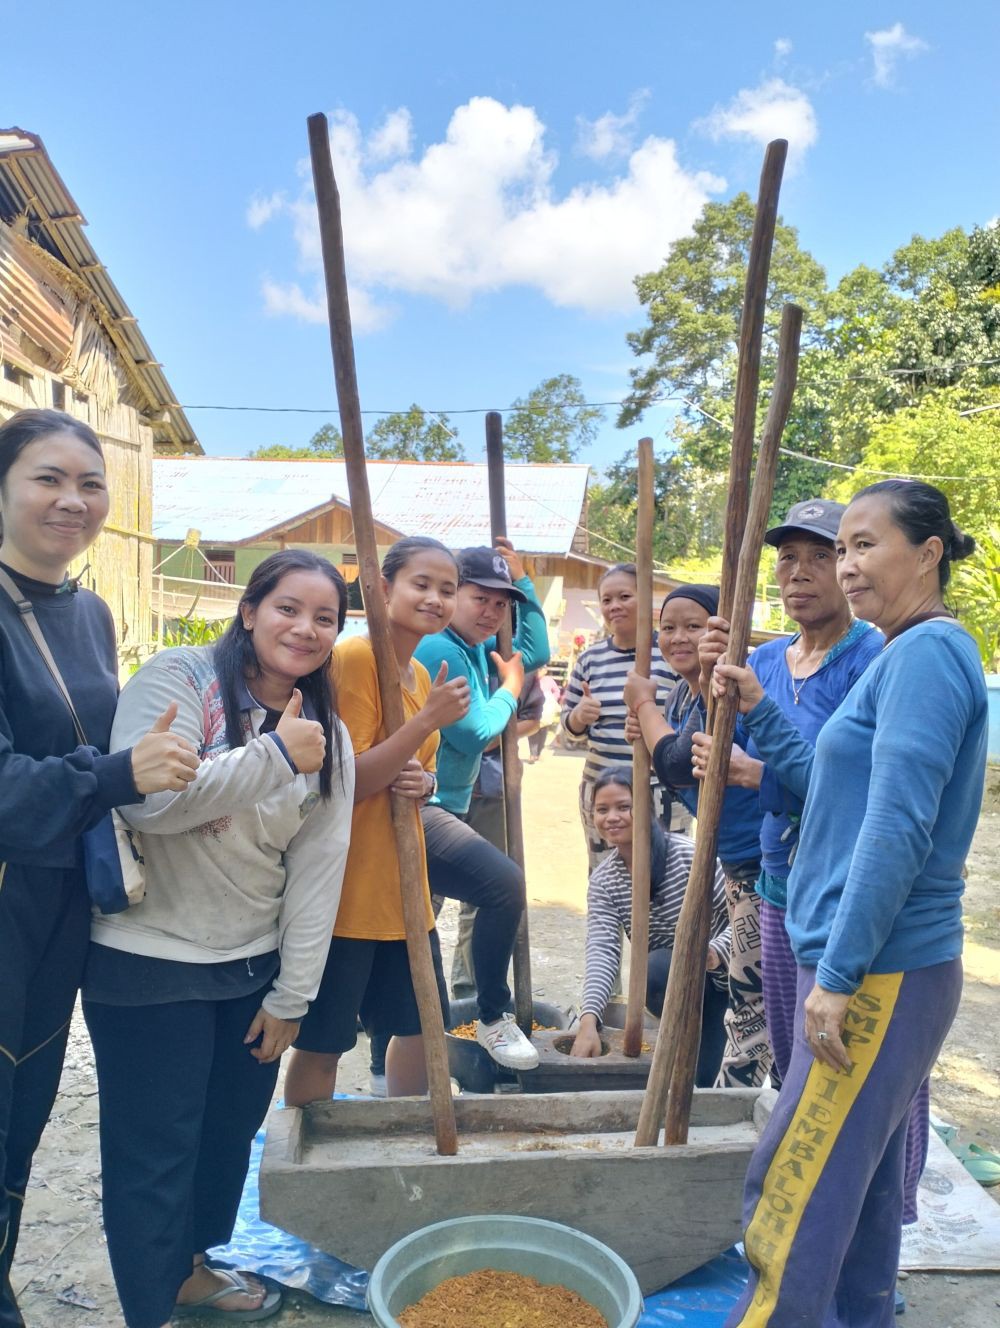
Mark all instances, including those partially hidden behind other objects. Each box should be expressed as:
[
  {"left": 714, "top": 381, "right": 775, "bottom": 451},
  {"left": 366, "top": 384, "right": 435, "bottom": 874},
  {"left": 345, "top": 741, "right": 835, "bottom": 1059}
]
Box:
[{"left": 177, "top": 354, "right": 1000, "bottom": 419}]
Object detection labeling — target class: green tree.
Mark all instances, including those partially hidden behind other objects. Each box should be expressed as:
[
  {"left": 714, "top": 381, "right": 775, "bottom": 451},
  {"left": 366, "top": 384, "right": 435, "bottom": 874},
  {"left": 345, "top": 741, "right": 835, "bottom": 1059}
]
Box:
[
  {"left": 826, "top": 389, "right": 1000, "bottom": 539},
  {"left": 503, "top": 374, "right": 604, "bottom": 463},
  {"left": 951, "top": 528, "right": 1000, "bottom": 670},
  {"left": 825, "top": 389, "right": 1000, "bottom": 667},
  {"left": 617, "top": 193, "right": 829, "bottom": 545},
  {"left": 365, "top": 405, "right": 465, "bottom": 461},
  {"left": 803, "top": 224, "right": 1000, "bottom": 468},
  {"left": 586, "top": 445, "right": 727, "bottom": 568},
  {"left": 248, "top": 410, "right": 467, "bottom": 462},
  {"left": 249, "top": 422, "right": 344, "bottom": 459}
]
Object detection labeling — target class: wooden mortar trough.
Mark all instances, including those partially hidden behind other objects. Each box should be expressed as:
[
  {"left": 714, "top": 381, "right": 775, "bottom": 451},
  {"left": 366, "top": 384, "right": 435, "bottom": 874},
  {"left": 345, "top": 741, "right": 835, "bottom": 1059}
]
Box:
[{"left": 259, "top": 1088, "right": 768, "bottom": 1294}]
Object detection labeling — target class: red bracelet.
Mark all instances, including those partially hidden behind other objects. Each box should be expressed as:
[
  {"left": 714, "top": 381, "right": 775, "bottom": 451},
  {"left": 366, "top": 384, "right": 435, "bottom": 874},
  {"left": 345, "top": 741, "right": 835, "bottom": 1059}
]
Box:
[{"left": 634, "top": 697, "right": 656, "bottom": 714}]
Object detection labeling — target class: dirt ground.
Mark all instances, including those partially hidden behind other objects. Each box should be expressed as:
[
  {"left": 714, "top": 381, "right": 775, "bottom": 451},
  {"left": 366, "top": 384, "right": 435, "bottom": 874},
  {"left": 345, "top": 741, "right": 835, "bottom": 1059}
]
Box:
[{"left": 14, "top": 747, "right": 1000, "bottom": 1327}]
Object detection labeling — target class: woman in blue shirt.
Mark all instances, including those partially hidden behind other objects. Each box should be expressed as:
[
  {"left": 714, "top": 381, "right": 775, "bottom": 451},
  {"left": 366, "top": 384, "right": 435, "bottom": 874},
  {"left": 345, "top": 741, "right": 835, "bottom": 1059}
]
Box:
[
  {"left": 414, "top": 539, "right": 549, "bottom": 1071},
  {"left": 710, "top": 482, "right": 987, "bottom": 1328},
  {"left": 695, "top": 502, "right": 882, "bottom": 1083}
]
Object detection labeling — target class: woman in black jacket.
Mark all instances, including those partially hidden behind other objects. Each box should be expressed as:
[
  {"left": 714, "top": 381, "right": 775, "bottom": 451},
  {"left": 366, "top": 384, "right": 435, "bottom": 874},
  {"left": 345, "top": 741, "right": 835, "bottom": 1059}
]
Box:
[{"left": 0, "top": 410, "right": 193, "bottom": 1327}]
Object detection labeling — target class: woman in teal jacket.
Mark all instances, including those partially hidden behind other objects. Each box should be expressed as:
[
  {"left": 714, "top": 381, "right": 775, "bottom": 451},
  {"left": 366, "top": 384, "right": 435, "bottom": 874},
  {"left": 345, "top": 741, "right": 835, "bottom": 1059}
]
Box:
[{"left": 414, "top": 538, "right": 549, "bottom": 1071}]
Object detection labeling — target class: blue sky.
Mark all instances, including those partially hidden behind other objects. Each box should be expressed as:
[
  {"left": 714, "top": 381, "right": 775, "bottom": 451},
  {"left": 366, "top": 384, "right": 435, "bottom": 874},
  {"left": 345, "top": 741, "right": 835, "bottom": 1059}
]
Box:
[{"left": 3, "top": 1, "right": 997, "bottom": 469}]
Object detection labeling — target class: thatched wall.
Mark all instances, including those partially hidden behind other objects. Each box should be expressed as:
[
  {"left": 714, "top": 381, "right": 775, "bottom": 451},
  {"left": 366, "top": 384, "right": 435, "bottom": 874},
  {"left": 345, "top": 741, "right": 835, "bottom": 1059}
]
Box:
[{"left": 0, "top": 220, "right": 153, "bottom": 664}]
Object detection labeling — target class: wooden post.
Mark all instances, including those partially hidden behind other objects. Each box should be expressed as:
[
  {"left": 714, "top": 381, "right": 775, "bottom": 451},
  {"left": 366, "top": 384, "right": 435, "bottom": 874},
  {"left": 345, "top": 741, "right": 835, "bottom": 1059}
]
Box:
[
  {"left": 485, "top": 412, "right": 533, "bottom": 1035},
  {"left": 634, "top": 140, "right": 787, "bottom": 1143},
  {"left": 635, "top": 305, "right": 802, "bottom": 1148},
  {"left": 623, "top": 437, "right": 654, "bottom": 1058},
  {"left": 716, "top": 139, "right": 788, "bottom": 627},
  {"left": 306, "top": 112, "right": 457, "bottom": 1155}
]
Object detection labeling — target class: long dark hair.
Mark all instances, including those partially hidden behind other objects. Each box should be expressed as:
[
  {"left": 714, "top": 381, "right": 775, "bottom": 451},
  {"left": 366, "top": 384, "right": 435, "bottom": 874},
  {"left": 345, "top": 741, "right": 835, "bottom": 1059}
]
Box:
[
  {"left": 382, "top": 535, "right": 457, "bottom": 584},
  {"left": 0, "top": 409, "right": 104, "bottom": 540},
  {"left": 213, "top": 550, "right": 348, "bottom": 798},
  {"left": 851, "top": 480, "right": 976, "bottom": 590},
  {"left": 592, "top": 765, "right": 668, "bottom": 893}
]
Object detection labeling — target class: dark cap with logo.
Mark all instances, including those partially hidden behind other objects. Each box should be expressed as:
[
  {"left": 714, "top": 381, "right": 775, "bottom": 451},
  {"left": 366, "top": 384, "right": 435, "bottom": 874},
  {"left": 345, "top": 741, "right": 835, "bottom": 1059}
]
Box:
[
  {"left": 764, "top": 499, "right": 846, "bottom": 548},
  {"left": 457, "top": 546, "right": 528, "bottom": 602}
]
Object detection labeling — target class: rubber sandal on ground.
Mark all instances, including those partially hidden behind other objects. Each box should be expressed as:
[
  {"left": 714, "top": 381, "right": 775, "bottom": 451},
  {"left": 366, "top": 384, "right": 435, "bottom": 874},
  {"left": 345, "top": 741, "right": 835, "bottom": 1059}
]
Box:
[
  {"left": 949, "top": 1141, "right": 1000, "bottom": 1187},
  {"left": 173, "top": 1269, "right": 283, "bottom": 1321},
  {"left": 929, "top": 1113, "right": 957, "bottom": 1148}
]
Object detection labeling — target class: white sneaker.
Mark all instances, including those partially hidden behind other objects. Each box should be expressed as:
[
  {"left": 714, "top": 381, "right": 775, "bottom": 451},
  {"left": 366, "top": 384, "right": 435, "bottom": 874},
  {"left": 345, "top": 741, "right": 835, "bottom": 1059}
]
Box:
[
  {"left": 476, "top": 1013, "right": 540, "bottom": 1070},
  {"left": 369, "top": 1073, "right": 387, "bottom": 1098}
]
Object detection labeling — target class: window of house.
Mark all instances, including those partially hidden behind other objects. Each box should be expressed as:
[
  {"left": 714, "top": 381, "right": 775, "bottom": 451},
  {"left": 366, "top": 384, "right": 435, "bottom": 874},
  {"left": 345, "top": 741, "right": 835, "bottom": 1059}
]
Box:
[{"left": 204, "top": 550, "right": 236, "bottom": 584}]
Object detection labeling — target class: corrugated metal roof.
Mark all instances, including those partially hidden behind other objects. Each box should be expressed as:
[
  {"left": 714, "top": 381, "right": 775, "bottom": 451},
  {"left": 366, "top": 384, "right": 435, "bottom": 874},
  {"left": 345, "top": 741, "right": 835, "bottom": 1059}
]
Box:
[
  {"left": 0, "top": 128, "right": 200, "bottom": 454},
  {"left": 153, "top": 458, "right": 590, "bottom": 554}
]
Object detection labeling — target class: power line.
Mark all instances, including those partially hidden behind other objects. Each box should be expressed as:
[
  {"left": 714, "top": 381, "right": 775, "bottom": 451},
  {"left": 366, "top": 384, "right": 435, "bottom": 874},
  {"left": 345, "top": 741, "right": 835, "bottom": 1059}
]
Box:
[
  {"left": 775, "top": 446, "right": 998, "bottom": 485},
  {"left": 177, "top": 355, "right": 1000, "bottom": 420}
]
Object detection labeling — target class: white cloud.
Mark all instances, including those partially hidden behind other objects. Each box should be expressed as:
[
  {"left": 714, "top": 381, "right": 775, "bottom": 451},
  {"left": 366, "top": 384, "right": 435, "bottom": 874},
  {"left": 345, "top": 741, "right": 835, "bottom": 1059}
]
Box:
[
  {"left": 575, "top": 90, "right": 650, "bottom": 160},
  {"left": 774, "top": 37, "right": 793, "bottom": 61},
  {"left": 695, "top": 78, "right": 818, "bottom": 171},
  {"left": 261, "top": 277, "right": 392, "bottom": 334},
  {"left": 865, "top": 23, "right": 929, "bottom": 88},
  {"left": 368, "top": 108, "right": 412, "bottom": 161},
  {"left": 246, "top": 191, "right": 285, "bottom": 229},
  {"left": 251, "top": 97, "right": 724, "bottom": 329}
]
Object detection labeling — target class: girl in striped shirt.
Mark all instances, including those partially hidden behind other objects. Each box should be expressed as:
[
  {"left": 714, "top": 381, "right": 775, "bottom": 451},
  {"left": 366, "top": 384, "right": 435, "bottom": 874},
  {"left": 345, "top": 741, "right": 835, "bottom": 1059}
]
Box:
[
  {"left": 561, "top": 565, "right": 678, "bottom": 870},
  {"left": 570, "top": 766, "right": 731, "bottom": 1086}
]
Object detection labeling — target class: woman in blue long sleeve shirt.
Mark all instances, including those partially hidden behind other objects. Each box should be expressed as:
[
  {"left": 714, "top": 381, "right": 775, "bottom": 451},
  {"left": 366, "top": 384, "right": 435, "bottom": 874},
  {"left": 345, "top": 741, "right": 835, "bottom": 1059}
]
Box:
[
  {"left": 711, "top": 482, "right": 988, "bottom": 1328},
  {"left": 694, "top": 502, "right": 883, "bottom": 1083},
  {"left": 414, "top": 539, "right": 549, "bottom": 1071}
]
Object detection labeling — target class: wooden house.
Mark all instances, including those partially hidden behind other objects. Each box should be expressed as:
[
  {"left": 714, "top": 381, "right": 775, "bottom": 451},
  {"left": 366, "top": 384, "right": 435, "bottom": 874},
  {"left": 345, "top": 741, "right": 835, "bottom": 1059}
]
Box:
[
  {"left": 0, "top": 127, "right": 200, "bottom": 660},
  {"left": 152, "top": 456, "right": 684, "bottom": 646}
]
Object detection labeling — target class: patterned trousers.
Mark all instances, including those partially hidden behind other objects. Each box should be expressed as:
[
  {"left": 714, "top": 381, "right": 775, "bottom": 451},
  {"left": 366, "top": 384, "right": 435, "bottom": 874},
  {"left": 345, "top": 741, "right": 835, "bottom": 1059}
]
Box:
[{"left": 716, "top": 862, "right": 773, "bottom": 1089}]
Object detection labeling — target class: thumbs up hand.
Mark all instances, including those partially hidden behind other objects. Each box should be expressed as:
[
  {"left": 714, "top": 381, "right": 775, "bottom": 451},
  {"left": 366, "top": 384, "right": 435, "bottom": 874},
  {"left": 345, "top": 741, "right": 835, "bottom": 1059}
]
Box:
[
  {"left": 422, "top": 661, "right": 471, "bottom": 730},
  {"left": 275, "top": 688, "right": 326, "bottom": 773},
  {"left": 130, "top": 700, "right": 200, "bottom": 794},
  {"left": 572, "top": 679, "right": 602, "bottom": 732}
]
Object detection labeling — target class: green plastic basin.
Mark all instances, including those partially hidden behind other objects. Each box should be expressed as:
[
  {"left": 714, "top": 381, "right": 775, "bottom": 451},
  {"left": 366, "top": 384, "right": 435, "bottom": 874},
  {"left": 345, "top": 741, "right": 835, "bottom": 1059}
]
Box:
[{"left": 367, "top": 1213, "right": 643, "bottom": 1327}]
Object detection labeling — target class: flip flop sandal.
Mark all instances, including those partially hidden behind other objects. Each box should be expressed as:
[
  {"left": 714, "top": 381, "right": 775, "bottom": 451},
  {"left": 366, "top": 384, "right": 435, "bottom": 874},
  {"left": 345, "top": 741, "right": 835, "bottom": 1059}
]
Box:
[
  {"left": 929, "top": 1113, "right": 958, "bottom": 1148},
  {"left": 173, "top": 1268, "right": 283, "bottom": 1321},
  {"left": 949, "top": 1141, "right": 1000, "bottom": 1187}
]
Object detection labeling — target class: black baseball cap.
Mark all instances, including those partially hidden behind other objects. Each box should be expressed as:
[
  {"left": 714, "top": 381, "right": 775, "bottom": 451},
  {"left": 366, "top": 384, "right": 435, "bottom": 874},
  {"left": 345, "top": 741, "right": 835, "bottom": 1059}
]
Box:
[
  {"left": 457, "top": 546, "right": 528, "bottom": 602},
  {"left": 764, "top": 499, "right": 846, "bottom": 548}
]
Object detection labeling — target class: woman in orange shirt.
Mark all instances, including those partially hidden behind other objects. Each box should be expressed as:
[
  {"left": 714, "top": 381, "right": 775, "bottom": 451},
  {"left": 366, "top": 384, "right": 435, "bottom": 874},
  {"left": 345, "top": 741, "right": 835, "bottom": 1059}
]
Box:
[{"left": 284, "top": 536, "right": 470, "bottom": 1103}]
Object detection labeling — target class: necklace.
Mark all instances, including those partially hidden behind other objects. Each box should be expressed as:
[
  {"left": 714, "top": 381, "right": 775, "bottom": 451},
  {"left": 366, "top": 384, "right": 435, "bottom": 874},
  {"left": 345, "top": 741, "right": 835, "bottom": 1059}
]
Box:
[
  {"left": 790, "top": 641, "right": 808, "bottom": 705},
  {"left": 789, "top": 623, "right": 853, "bottom": 705}
]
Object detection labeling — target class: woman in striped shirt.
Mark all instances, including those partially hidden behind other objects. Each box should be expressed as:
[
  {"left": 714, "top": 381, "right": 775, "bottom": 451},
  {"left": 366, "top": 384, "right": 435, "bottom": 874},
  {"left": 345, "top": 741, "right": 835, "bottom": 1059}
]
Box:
[
  {"left": 570, "top": 766, "right": 731, "bottom": 1085},
  {"left": 561, "top": 565, "right": 678, "bottom": 870}
]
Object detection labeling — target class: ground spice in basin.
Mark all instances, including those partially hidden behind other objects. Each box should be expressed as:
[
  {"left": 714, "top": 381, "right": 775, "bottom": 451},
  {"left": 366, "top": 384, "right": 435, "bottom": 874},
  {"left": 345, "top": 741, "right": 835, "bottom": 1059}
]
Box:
[{"left": 397, "top": 1268, "right": 608, "bottom": 1327}]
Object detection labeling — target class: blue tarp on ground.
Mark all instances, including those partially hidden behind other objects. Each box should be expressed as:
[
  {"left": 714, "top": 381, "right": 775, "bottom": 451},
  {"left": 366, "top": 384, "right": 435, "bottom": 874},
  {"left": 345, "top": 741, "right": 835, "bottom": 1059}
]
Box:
[{"left": 210, "top": 1122, "right": 748, "bottom": 1324}]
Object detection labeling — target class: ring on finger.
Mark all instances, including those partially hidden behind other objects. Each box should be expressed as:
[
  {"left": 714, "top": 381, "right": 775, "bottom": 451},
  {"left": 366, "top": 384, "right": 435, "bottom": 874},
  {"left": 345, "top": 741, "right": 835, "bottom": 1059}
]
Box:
[{"left": 815, "top": 1031, "right": 830, "bottom": 1042}]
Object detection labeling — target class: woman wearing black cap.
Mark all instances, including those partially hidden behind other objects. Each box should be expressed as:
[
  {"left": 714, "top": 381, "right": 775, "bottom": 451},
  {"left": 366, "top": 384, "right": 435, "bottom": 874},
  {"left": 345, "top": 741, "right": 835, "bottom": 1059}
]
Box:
[{"left": 625, "top": 583, "right": 770, "bottom": 1088}]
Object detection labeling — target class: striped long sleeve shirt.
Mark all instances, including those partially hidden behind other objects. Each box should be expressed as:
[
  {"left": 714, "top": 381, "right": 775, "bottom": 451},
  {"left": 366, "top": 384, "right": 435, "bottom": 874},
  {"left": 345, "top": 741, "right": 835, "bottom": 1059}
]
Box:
[
  {"left": 581, "top": 838, "right": 731, "bottom": 1022},
  {"left": 560, "top": 637, "right": 678, "bottom": 784}
]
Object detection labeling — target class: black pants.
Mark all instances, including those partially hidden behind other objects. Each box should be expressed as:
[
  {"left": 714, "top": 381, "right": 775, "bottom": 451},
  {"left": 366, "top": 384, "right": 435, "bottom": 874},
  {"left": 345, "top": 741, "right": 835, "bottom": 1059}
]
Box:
[
  {"left": 646, "top": 947, "right": 729, "bottom": 1089},
  {"left": 83, "top": 983, "right": 279, "bottom": 1328},
  {"left": 421, "top": 804, "right": 525, "bottom": 1026},
  {"left": 526, "top": 728, "right": 548, "bottom": 759},
  {"left": 0, "top": 862, "right": 90, "bottom": 1328}
]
